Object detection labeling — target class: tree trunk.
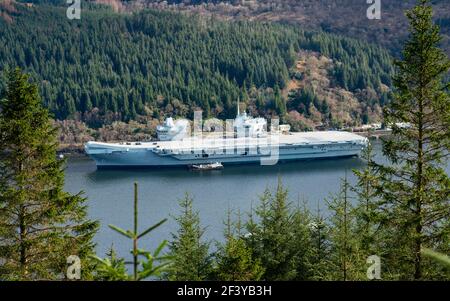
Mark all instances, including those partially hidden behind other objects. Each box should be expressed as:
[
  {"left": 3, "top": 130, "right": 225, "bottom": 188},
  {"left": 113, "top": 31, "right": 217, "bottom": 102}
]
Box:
[
  {"left": 19, "top": 204, "right": 27, "bottom": 276},
  {"left": 414, "top": 89, "right": 424, "bottom": 280}
]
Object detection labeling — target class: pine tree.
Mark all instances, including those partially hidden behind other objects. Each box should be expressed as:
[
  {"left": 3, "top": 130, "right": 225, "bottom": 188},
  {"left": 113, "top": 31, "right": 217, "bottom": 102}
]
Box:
[
  {"left": 92, "top": 247, "right": 128, "bottom": 281},
  {"left": 327, "top": 176, "right": 366, "bottom": 280},
  {"left": 291, "top": 202, "right": 315, "bottom": 280},
  {"left": 351, "top": 139, "right": 399, "bottom": 279},
  {"left": 0, "top": 68, "right": 98, "bottom": 280},
  {"left": 244, "top": 180, "right": 297, "bottom": 280},
  {"left": 307, "top": 203, "right": 331, "bottom": 280},
  {"left": 165, "top": 193, "right": 212, "bottom": 280},
  {"left": 214, "top": 236, "right": 264, "bottom": 281},
  {"left": 352, "top": 140, "right": 383, "bottom": 257},
  {"left": 91, "top": 183, "right": 171, "bottom": 281},
  {"left": 0, "top": 4, "right": 393, "bottom": 123},
  {"left": 273, "top": 85, "right": 286, "bottom": 116},
  {"left": 375, "top": 0, "right": 450, "bottom": 280},
  {"left": 214, "top": 210, "right": 264, "bottom": 281}
]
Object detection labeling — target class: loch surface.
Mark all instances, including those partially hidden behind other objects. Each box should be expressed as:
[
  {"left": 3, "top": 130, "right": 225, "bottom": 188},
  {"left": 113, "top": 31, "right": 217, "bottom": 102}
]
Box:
[{"left": 63, "top": 142, "right": 449, "bottom": 260}]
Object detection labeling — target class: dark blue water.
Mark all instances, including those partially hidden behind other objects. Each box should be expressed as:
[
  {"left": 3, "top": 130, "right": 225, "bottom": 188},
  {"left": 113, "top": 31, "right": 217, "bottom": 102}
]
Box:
[{"left": 63, "top": 141, "right": 448, "bottom": 262}]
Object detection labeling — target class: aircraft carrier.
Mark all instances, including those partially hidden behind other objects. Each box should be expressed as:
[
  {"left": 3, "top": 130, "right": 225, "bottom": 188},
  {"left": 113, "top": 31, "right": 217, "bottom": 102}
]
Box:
[{"left": 85, "top": 108, "right": 368, "bottom": 168}]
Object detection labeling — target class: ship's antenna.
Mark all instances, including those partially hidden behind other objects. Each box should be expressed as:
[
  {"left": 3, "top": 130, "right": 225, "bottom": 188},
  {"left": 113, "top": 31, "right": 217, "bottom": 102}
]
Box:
[{"left": 237, "top": 98, "right": 240, "bottom": 116}]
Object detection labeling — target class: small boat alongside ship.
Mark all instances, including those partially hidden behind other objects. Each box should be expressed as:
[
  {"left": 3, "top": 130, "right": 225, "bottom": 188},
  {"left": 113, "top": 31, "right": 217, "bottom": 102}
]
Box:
[
  {"left": 189, "top": 162, "right": 224, "bottom": 171},
  {"left": 85, "top": 104, "right": 368, "bottom": 169}
]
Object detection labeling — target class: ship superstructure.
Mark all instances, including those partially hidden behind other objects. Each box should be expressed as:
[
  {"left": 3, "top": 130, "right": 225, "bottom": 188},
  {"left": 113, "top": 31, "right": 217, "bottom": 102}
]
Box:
[{"left": 85, "top": 107, "right": 368, "bottom": 168}]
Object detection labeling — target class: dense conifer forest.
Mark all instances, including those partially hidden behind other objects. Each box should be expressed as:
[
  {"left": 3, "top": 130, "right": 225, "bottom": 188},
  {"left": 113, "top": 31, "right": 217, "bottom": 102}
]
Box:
[
  {"left": 0, "top": 1, "right": 393, "bottom": 127},
  {"left": 83, "top": 0, "right": 450, "bottom": 56},
  {"left": 0, "top": 0, "right": 448, "bottom": 282}
]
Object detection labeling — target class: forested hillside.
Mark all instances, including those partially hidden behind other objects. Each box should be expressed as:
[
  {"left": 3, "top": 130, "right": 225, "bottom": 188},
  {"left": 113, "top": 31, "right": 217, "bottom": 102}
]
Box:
[
  {"left": 91, "top": 0, "right": 450, "bottom": 55},
  {"left": 0, "top": 1, "right": 392, "bottom": 129}
]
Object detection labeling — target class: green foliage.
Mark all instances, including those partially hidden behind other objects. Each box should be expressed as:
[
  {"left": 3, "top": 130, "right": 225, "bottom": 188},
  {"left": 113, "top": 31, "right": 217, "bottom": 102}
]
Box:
[
  {"left": 290, "top": 203, "right": 316, "bottom": 280},
  {"left": 350, "top": 139, "right": 398, "bottom": 279},
  {"left": 165, "top": 193, "right": 212, "bottom": 280},
  {"left": 0, "top": 68, "right": 98, "bottom": 280},
  {"left": 289, "top": 87, "right": 316, "bottom": 116},
  {"left": 374, "top": 0, "right": 450, "bottom": 280},
  {"left": 273, "top": 85, "right": 286, "bottom": 116},
  {"left": 212, "top": 209, "right": 264, "bottom": 280},
  {"left": 422, "top": 248, "right": 450, "bottom": 268},
  {"left": 92, "top": 182, "right": 171, "bottom": 281},
  {"left": 214, "top": 236, "right": 264, "bottom": 281},
  {"left": 91, "top": 248, "right": 129, "bottom": 281},
  {"left": 0, "top": 4, "right": 393, "bottom": 124},
  {"left": 352, "top": 141, "right": 385, "bottom": 258},
  {"left": 307, "top": 204, "right": 332, "bottom": 280},
  {"left": 245, "top": 180, "right": 298, "bottom": 280},
  {"left": 327, "top": 176, "right": 366, "bottom": 280}
]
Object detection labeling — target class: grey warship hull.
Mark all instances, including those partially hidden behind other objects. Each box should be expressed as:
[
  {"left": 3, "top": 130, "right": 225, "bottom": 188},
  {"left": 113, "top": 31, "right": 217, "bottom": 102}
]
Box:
[{"left": 85, "top": 131, "right": 368, "bottom": 168}]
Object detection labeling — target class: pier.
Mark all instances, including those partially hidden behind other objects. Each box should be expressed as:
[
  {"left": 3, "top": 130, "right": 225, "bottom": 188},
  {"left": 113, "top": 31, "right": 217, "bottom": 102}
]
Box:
[{"left": 351, "top": 130, "right": 392, "bottom": 139}]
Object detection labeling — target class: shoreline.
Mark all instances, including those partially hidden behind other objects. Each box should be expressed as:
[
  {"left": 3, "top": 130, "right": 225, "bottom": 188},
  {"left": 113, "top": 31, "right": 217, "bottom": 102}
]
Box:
[{"left": 57, "top": 144, "right": 87, "bottom": 158}]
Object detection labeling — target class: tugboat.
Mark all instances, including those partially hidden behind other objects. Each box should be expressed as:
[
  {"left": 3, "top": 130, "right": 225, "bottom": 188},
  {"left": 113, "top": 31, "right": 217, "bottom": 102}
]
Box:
[{"left": 189, "top": 162, "right": 224, "bottom": 171}]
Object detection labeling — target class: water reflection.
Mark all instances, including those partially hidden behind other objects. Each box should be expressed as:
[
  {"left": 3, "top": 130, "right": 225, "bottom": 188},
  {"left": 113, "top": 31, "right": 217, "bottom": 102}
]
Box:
[
  {"left": 85, "top": 157, "right": 367, "bottom": 183},
  {"left": 63, "top": 141, "right": 391, "bottom": 260}
]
